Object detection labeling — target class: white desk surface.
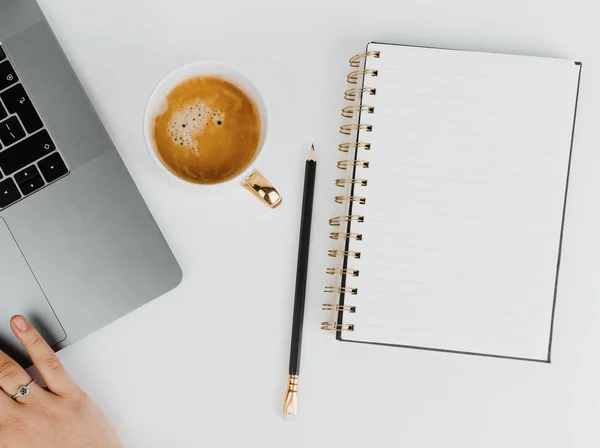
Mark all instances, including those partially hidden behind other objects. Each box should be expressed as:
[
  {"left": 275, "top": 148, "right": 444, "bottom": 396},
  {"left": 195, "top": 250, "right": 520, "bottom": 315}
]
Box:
[{"left": 35, "top": 0, "right": 599, "bottom": 446}]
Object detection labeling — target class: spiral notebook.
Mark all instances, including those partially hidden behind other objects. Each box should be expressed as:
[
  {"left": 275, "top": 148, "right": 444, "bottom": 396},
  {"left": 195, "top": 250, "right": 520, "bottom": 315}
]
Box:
[{"left": 322, "top": 42, "right": 582, "bottom": 362}]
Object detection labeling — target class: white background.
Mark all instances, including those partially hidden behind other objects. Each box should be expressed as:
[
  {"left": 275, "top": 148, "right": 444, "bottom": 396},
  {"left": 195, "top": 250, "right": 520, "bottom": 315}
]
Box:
[{"left": 34, "top": 0, "right": 599, "bottom": 446}]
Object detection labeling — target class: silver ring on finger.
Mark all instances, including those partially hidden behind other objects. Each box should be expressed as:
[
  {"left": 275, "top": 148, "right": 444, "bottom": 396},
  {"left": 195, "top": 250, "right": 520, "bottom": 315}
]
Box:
[{"left": 11, "top": 380, "right": 35, "bottom": 400}]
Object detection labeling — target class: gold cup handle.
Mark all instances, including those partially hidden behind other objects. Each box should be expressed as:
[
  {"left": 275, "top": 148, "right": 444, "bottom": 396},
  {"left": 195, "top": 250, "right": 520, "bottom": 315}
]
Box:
[{"left": 243, "top": 170, "right": 282, "bottom": 209}]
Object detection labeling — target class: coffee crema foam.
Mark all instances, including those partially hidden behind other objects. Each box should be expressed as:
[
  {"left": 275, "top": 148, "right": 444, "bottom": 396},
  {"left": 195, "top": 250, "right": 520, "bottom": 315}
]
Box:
[
  {"left": 167, "top": 101, "right": 225, "bottom": 152},
  {"left": 152, "top": 75, "right": 261, "bottom": 185}
]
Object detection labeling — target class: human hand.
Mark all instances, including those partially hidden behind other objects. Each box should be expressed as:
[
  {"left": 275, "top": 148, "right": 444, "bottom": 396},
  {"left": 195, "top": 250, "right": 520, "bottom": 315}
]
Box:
[{"left": 0, "top": 315, "right": 122, "bottom": 448}]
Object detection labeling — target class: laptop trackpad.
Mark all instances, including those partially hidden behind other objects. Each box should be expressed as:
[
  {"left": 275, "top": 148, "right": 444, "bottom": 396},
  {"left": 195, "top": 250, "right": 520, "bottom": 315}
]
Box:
[{"left": 0, "top": 218, "right": 65, "bottom": 363}]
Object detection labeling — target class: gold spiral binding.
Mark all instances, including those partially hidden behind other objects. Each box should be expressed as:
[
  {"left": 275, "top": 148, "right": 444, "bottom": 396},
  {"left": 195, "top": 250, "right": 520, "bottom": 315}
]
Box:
[
  {"left": 329, "top": 232, "right": 363, "bottom": 241},
  {"left": 323, "top": 52, "right": 380, "bottom": 335},
  {"left": 322, "top": 304, "right": 357, "bottom": 313},
  {"left": 338, "top": 142, "right": 371, "bottom": 153},
  {"left": 340, "top": 124, "right": 372, "bottom": 135},
  {"left": 321, "top": 322, "right": 355, "bottom": 331},
  {"left": 325, "top": 286, "right": 358, "bottom": 295},
  {"left": 328, "top": 250, "right": 361, "bottom": 259},
  {"left": 347, "top": 69, "right": 378, "bottom": 84},
  {"left": 337, "top": 160, "right": 370, "bottom": 170},
  {"left": 335, "top": 195, "right": 366, "bottom": 204},
  {"left": 326, "top": 267, "right": 360, "bottom": 276},
  {"left": 342, "top": 105, "right": 374, "bottom": 119},
  {"left": 329, "top": 215, "right": 364, "bottom": 226},
  {"left": 344, "top": 87, "right": 376, "bottom": 101},
  {"left": 349, "top": 51, "right": 381, "bottom": 67},
  {"left": 336, "top": 178, "right": 367, "bottom": 187}
]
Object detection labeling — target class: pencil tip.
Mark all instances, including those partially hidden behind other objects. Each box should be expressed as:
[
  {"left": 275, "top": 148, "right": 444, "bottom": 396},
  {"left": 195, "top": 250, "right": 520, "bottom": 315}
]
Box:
[{"left": 308, "top": 144, "right": 316, "bottom": 161}]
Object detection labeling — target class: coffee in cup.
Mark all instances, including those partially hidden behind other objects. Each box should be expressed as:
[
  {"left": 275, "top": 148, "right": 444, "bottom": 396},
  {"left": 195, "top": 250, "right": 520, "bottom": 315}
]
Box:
[
  {"left": 152, "top": 76, "right": 261, "bottom": 185},
  {"left": 144, "top": 62, "right": 281, "bottom": 208}
]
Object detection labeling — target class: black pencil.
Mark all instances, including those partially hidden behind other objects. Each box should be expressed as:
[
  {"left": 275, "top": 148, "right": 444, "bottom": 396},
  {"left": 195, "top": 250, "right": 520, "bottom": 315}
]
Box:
[{"left": 283, "top": 144, "right": 317, "bottom": 419}]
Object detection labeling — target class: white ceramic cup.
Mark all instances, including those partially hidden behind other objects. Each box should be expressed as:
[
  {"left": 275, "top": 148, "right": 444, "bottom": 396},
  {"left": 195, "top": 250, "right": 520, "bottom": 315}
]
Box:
[{"left": 143, "top": 62, "right": 282, "bottom": 208}]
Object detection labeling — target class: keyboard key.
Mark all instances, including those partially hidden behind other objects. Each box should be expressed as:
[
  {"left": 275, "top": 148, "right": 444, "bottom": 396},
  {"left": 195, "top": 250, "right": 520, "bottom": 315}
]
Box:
[
  {"left": 0, "top": 60, "right": 18, "bottom": 91},
  {"left": 38, "top": 152, "right": 68, "bottom": 183},
  {"left": 0, "top": 101, "right": 6, "bottom": 121},
  {"left": 14, "top": 164, "right": 40, "bottom": 185},
  {"left": 0, "top": 178, "right": 21, "bottom": 208},
  {"left": 0, "top": 84, "right": 43, "bottom": 133},
  {"left": 0, "top": 47, "right": 5, "bottom": 61},
  {"left": 17, "top": 172, "right": 44, "bottom": 196},
  {"left": 0, "top": 116, "right": 25, "bottom": 146},
  {"left": 0, "top": 130, "right": 55, "bottom": 175}
]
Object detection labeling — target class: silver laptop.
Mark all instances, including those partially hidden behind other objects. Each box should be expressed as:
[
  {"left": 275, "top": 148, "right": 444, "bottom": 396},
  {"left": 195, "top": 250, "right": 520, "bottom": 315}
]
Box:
[{"left": 0, "top": 0, "right": 182, "bottom": 363}]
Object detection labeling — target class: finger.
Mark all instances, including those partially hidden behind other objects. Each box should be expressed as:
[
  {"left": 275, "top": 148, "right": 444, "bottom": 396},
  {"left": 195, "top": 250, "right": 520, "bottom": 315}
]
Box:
[
  {"left": 0, "top": 348, "right": 44, "bottom": 405},
  {"left": 11, "top": 316, "right": 80, "bottom": 398},
  {"left": 0, "top": 388, "right": 19, "bottom": 418}
]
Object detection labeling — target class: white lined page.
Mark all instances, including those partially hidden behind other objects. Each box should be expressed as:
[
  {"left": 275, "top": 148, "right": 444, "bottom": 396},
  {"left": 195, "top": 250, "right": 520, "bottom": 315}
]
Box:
[{"left": 341, "top": 44, "right": 580, "bottom": 360}]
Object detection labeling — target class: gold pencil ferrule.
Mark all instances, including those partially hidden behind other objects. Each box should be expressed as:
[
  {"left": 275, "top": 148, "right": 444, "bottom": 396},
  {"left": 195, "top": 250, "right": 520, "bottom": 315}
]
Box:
[{"left": 283, "top": 375, "right": 299, "bottom": 418}]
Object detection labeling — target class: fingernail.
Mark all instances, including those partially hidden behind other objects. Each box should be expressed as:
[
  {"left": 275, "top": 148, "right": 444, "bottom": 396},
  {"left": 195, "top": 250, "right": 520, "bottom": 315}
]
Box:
[{"left": 13, "top": 316, "right": 28, "bottom": 332}]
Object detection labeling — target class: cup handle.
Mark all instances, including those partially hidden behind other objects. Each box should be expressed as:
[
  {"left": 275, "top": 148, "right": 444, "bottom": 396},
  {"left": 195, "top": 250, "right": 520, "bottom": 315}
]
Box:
[{"left": 243, "top": 170, "right": 282, "bottom": 209}]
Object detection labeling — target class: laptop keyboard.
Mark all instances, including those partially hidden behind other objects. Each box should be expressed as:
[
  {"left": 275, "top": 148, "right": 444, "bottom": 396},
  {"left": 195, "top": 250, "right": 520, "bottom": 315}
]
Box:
[{"left": 0, "top": 45, "right": 69, "bottom": 210}]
